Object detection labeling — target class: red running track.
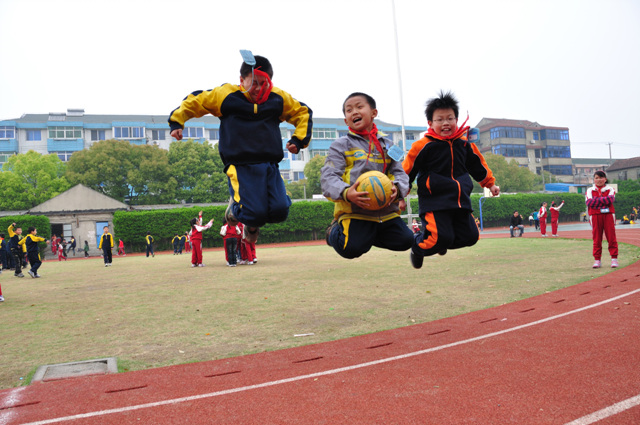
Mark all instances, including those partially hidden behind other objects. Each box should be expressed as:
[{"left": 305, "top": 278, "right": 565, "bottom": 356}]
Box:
[{"left": 1, "top": 228, "right": 639, "bottom": 424}]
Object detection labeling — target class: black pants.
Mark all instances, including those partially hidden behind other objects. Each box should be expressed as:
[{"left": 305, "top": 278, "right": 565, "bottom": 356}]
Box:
[
  {"left": 28, "top": 252, "right": 42, "bottom": 274},
  {"left": 102, "top": 248, "right": 112, "bottom": 264},
  {"left": 328, "top": 216, "right": 414, "bottom": 259},
  {"left": 11, "top": 249, "right": 22, "bottom": 274},
  {"left": 414, "top": 209, "right": 479, "bottom": 257},
  {"left": 146, "top": 245, "right": 154, "bottom": 257},
  {"left": 225, "top": 238, "right": 238, "bottom": 265}
]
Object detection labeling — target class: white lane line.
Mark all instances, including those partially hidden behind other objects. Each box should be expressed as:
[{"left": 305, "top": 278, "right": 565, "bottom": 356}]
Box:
[
  {"left": 22, "top": 288, "right": 640, "bottom": 425},
  {"left": 563, "top": 394, "right": 640, "bottom": 425}
]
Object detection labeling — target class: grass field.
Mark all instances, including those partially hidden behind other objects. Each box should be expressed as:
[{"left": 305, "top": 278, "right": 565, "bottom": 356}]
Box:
[{"left": 0, "top": 238, "right": 638, "bottom": 389}]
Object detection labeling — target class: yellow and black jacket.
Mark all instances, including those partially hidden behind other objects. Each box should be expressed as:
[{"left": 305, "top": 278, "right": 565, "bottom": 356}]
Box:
[
  {"left": 19, "top": 234, "right": 46, "bottom": 256},
  {"left": 168, "top": 84, "right": 313, "bottom": 167}
]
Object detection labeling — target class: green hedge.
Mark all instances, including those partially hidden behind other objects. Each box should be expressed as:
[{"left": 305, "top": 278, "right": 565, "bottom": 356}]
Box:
[{"left": 113, "top": 192, "right": 640, "bottom": 252}]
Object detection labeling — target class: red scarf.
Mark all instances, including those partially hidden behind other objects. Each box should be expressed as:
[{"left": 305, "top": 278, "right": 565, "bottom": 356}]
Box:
[
  {"left": 349, "top": 123, "right": 387, "bottom": 172},
  {"left": 426, "top": 114, "right": 470, "bottom": 142}
]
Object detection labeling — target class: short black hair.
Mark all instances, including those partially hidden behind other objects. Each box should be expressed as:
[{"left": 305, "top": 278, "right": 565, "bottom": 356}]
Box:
[
  {"left": 425, "top": 90, "right": 459, "bottom": 121},
  {"left": 27, "top": 226, "right": 36, "bottom": 233},
  {"left": 342, "top": 92, "right": 376, "bottom": 115},
  {"left": 240, "top": 55, "right": 273, "bottom": 78},
  {"left": 594, "top": 170, "right": 608, "bottom": 183}
]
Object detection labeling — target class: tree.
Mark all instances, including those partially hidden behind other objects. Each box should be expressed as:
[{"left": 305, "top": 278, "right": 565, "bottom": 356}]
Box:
[
  {"left": 481, "top": 153, "right": 540, "bottom": 193},
  {"left": 303, "top": 154, "right": 325, "bottom": 196},
  {"left": 167, "top": 140, "right": 228, "bottom": 202},
  {"left": 285, "top": 179, "right": 307, "bottom": 199},
  {"left": 65, "top": 139, "right": 176, "bottom": 204},
  {"left": 613, "top": 179, "right": 640, "bottom": 193},
  {"left": 0, "top": 151, "right": 71, "bottom": 210}
]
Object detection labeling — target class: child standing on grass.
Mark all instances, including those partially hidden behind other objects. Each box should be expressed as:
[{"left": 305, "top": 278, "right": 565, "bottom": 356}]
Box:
[
  {"left": 321, "top": 92, "right": 414, "bottom": 259},
  {"left": 190, "top": 211, "right": 213, "bottom": 267},
  {"left": 168, "top": 51, "right": 313, "bottom": 245},
  {"left": 403, "top": 91, "right": 499, "bottom": 269},
  {"left": 57, "top": 240, "right": 66, "bottom": 261},
  {"left": 145, "top": 232, "right": 155, "bottom": 258},
  {"left": 184, "top": 232, "right": 191, "bottom": 253},
  {"left": 220, "top": 219, "right": 241, "bottom": 267},
  {"left": 8, "top": 223, "right": 24, "bottom": 277},
  {"left": 550, "top": 200, "right": 565, "bottom": 237},
  {"left": 539, "top": 202, "right": 548, "bottom": 237},
  {"left": 19, "top": 227, "right": 47, "bottom": 278},
  {"left": 586, "top": 170, "right": 618, "bottom": 268},
  {"left": 99, "top": 226, "right": 114, "bottom": 267},
  {"left": 84, "top": 240, "right": 90, "bottom": 258},
  {"left": 118, "top": 239, "right": 126, "bottom": 256}
]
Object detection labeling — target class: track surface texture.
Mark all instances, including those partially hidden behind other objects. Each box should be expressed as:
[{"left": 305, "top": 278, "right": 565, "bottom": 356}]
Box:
[{"left": 1, "top": 226, "right": 639, "bottom": 425}]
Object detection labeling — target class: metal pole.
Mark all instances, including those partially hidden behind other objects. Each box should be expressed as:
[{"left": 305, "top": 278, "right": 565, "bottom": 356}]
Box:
[{"left": 391, "top": 0, "right": 412, "bottom": 224}]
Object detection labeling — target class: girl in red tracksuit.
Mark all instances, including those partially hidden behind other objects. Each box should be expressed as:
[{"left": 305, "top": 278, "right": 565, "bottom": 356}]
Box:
[
  {"left": 549, "top": 200, "right": 564, "bottom": 236},
  {"left": 586, "top": 170, "right": 618, "bottom": 269},
  {"left": 220, "top": 219, "right": 241, "bottom": 267},
  {"left": 538, "top": 202, "right": 548, "bottom": 236},
  {"left": 189, "top": 211, "right": 213, "bottom": 267}
]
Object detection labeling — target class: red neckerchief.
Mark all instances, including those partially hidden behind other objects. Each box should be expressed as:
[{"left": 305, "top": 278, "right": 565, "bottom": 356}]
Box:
[
  {"left": 253, "top": 68, "right": 272, "bottom": 104},
  {"left": 426, "top": 115, "right": 470, "bottom": 142},
  {"left": 349, "top": 123, "right": 387, "bottom": 172}
]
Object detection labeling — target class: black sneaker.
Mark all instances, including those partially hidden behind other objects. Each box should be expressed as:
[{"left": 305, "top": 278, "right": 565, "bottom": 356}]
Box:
[
  {"left": 410, "top": 248, "right": 424, "bottom": 269},
  {"left": 225, "top": 197, "right": 239, "bottom": 226},
  {"left": 438, "top": 249, "right": 447, "bottom": 256}
]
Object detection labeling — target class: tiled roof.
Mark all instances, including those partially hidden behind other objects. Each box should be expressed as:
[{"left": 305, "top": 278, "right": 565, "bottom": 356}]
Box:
[
  {"left": 605, "top": 156, "right": 640, "bottom": 172},
  {"left": 475, "top": 117, "right": 568, "bottom": 132}
]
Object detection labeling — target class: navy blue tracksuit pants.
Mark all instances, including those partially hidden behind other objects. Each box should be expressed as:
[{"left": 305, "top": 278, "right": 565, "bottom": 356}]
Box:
[{"left": 226, "top": 162, "right": 291, "bottom": 228}]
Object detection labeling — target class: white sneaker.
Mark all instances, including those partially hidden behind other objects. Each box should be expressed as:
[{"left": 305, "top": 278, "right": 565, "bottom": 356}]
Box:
[
  {"left": 611, "top": 259, "right": 619, "bottom": 268},
  {"left": 592, "top": 260, "right": 601, "bottom": 268},
  {"left": 198, "top": 264, "right": 205, "bottom": 267},
  {"left": 28, "top": 270, "right": 36, "bottom": 278},
  {"left": 0, "top": 295, "right": 4, "bottom": 302},
  {"left": 191, "top": 264, "right": 196, "bottom": 268}
]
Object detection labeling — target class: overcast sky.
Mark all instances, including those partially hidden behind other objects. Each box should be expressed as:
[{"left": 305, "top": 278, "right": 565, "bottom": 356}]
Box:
[{"left": 1, "top": 0, "right": 639, "bottom": 159}]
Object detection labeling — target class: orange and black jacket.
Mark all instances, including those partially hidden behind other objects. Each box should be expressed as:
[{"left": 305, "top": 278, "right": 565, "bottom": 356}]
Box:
[
  {"left": 168, "top": 84, "right": 313, "bottom": 167},
  {"left": 403, "top": 134, "right": 495, "bottom": 214}
]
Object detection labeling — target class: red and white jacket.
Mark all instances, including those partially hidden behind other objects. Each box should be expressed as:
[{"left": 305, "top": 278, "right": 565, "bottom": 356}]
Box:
[{"left": 586, "top": 185, "right": 616, "bottom": 216}]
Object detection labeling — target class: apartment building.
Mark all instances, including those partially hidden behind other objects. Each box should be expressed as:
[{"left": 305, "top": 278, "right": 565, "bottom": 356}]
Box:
[
  {"left": 0, "top": 109, "right": 426, "bottom": 182},
  {"left": 475, "top": 118, "right": 573, "bottom": 183}
]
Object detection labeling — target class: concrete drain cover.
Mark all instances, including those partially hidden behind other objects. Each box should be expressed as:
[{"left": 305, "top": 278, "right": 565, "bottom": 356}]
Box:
[{"left": 32, "top": 358, "right": 118, "bottom": 383}]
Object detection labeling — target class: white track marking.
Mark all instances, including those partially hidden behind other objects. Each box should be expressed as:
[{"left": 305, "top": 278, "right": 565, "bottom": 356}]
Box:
[
  {"left": 20, "top": 288, "right": 640, "bottom": 425},
  {"left": 0, "top": 387, "right": 25, "bottom": 425},
  {"left": 563, "top": 394, "right": 640, "bottom": 424}
]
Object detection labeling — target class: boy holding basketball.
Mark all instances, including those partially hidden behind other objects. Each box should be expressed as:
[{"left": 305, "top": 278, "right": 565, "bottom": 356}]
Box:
[
  {"left": 321, "top": 92, "right": 414, "bottom": 259},
  {"left": 403, "top": 91, "right": 500, "bottom": 269}
]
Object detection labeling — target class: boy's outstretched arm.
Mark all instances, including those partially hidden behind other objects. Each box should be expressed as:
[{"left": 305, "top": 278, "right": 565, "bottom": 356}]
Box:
[{"left": 277, "top": 88, "right": 313, "bottom": 155}]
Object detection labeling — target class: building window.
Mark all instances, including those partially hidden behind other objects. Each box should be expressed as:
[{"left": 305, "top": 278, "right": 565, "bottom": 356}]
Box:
[
  {"left": 543, "top": 146, "right": 571, "bottom": 158},
  {"left": 338, "top": 131, "right": 349, "bottom": 138},
  {"left": 27, "top": 130, "right": 42, "bottom": 141},
  {"left": 294, "top": 171, "right": 305, "bottom": 180},
  {"left": 183, "top": 127, "right": 203, "bottom": 139},
  {"left": 151, "top": 130, "right": 166, "bottom": 140},
  {"left": 490, "top": 126, "right": 525, "bottom": 140},
  {"left": 0, "top": 153, "right": 11, "bottom": 164},
  {"left": 0, "top": 126, "right": 15, "bottom": 139},
  {"left": 209, "top": 129, "right": 219, "bottom": 140},
  {"left": 406, "top": 132, "right": 416, "bottom": 141},
  {"left": 543, "top": 165, "right": 572, "bottom": 175},
  {"left": 49, "top": 126, "right": 82, "bottom": 139},
  {"left": 492, "top": 144, "right": 527, "bottom": 157},
  {"left": 55, "top": 151, "right": 74, "bottom": 162},
  {"left": 532, "top": 131, "right": 539, "bottom": 141},
  {"left": 312, "top": 150, "right": 329, "bottom": 157},
  {"left": 540, "top": 129, "right": 569, "bottom": 140},
  {"left": 114, "top": 127, "right": 144, "bottom": 139},
  {"left": 281, "top": 171, "right": 291, "bottom": 180},
  {"left": 312, "top": 129, "right": 337, "bottom": 139},
  {"left": 91, "top": 130, "right": 106, "bottom": 141}
]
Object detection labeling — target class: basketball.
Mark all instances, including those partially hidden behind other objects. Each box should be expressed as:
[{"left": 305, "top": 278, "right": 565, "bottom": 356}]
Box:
[{"left": 355, "top": 171, "right": 394, "bottom": 211}]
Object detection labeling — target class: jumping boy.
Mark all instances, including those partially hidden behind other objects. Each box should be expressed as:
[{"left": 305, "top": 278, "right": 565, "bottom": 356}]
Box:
[
  {"left": 99, "top": 226, "right": 114, "bottom": 267},
  {"left": 403, "top": 91, "right": 500, "bottom": 269},
  {"left": 168, "top": 51, "right": 313, "bottom": 244},
  {"left": 321, "top": 92, "right": 414, "bottom": 259},
  {"left": 19, "top": 227, "right": 47, "bottom": 278}
]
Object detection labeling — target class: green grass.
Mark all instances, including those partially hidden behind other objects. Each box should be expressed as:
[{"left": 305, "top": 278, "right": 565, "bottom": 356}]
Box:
[{"left": 0, "top": 238, "right": 637, "bottom": 389}]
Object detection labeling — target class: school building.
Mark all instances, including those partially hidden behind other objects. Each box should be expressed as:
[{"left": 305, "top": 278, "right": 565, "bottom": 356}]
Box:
[
  {"left": 0, "top": 109, "right": 426, "bottom": 183},
  {"left": 474, "top": 118, "right": 574, "bottom": 182}
]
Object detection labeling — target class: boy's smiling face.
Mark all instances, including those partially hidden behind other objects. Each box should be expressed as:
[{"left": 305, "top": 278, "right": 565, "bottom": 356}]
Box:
[
  {"left": 429, "top": 108, "right": 458, "bottom": 137},
  {"left": 343, "top": 95, "right": 378, "bottom": 132}
]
